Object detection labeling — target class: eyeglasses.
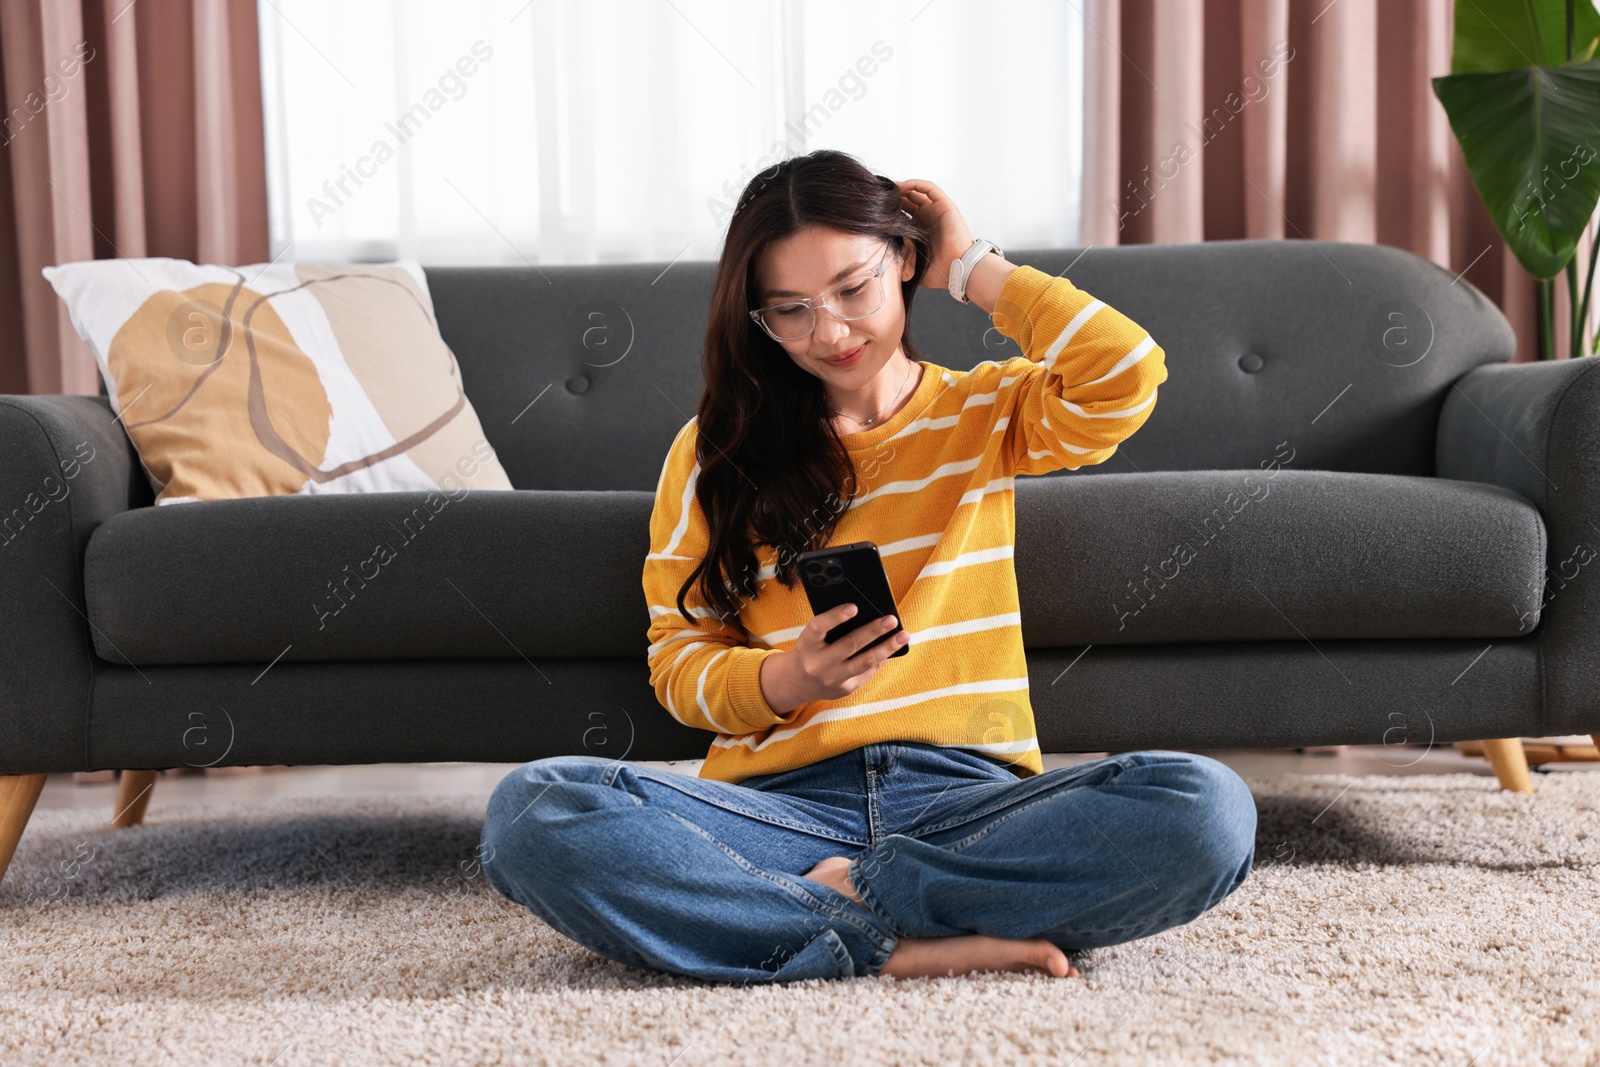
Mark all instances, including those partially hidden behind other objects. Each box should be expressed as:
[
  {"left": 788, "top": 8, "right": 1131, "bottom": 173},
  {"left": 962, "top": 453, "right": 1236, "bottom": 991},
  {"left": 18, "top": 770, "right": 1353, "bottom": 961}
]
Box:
[{"left": 748, "top": 246, "right": 892, "bottom": 342}]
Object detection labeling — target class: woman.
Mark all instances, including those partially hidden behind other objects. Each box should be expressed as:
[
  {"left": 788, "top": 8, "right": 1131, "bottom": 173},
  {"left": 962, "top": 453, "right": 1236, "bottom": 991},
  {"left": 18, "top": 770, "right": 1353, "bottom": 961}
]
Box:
[{"left": 482, "top": 149, "right": 1257, "bottom": 984}]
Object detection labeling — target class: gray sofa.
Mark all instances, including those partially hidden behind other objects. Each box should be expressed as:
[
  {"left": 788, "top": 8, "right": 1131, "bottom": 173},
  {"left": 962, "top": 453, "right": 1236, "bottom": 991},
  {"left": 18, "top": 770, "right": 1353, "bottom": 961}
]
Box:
[{"left": 3, "top": 239, "right": 1598, "bottom": 882}]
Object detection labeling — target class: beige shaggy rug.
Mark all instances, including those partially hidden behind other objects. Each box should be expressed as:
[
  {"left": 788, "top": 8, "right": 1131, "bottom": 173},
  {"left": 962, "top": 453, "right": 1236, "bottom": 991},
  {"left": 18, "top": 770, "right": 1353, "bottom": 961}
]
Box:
[{"left": 3, "top": 770, "right": 1599, "bottom": 1067}]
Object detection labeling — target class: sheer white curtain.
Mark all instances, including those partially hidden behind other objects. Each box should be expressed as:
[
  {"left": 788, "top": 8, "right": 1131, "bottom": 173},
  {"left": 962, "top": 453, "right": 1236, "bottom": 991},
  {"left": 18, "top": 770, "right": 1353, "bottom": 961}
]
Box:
[{"left": 258, "top": 0, "right": 1084, "bottom": 265}]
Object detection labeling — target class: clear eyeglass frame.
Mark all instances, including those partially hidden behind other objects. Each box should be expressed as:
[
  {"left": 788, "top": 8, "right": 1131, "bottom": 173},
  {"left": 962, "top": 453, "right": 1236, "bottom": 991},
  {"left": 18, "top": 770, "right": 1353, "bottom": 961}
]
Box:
[{"left": 748, "top": 246, "right": 893, "bottom": 343}]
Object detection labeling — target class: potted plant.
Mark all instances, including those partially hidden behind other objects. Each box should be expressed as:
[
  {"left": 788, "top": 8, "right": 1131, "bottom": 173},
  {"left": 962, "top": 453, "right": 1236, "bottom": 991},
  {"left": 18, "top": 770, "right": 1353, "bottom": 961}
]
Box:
[{"left": 1433, "top": 0, "right": 1600, "bottom": 359}]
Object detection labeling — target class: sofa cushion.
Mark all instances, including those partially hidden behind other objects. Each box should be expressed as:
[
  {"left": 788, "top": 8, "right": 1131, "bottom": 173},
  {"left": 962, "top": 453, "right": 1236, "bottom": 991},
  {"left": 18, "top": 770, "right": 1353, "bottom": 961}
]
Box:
[
  {"left": 1015, "top": 469, "right": 1547, "bottom": 645},
  {"left": 83, "top": 489, "right": 655, "bottom": 666},
  {"left": 81, "top": 470, "right": 1547, "bottom": 667}
]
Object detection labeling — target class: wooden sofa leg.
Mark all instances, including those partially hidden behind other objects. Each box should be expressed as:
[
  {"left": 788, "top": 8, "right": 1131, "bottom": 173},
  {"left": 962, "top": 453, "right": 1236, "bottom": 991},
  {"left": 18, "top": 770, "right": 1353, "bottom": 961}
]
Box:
[
  {"left": 0, "top": 774, "right": 48, "bottom": 885},
  {"left": 112, "top": 770, "right": 158, "bottom": 828},
  {"left": 1480, "top": 738, "right": 1534, "bottom": 793}
]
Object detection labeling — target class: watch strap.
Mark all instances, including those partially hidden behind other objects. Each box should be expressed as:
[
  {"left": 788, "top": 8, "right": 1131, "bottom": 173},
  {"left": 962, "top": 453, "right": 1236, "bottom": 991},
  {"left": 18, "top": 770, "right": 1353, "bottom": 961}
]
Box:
[{"left": 949, "top": 238, "right": 1003, "bottom": 304}]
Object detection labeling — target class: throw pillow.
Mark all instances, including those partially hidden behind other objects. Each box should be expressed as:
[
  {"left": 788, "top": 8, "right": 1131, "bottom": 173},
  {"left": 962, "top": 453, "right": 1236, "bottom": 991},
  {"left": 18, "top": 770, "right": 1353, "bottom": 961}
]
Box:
[{"left": 42, "top": 256, "right": 514, "bottom": 504}]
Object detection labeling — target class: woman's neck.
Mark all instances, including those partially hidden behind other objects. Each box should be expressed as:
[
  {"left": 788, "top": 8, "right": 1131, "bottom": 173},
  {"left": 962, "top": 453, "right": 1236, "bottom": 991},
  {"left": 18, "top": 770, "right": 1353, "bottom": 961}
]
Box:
[{"left": 828, "top": 351, "right": 922, "bottom": 433}]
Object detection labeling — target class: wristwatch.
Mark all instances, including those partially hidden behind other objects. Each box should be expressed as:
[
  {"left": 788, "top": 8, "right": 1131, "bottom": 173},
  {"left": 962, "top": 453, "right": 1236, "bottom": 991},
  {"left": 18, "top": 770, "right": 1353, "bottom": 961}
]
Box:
[{"left": 949, "top": 238, "right": 1004, "bottom": 304}]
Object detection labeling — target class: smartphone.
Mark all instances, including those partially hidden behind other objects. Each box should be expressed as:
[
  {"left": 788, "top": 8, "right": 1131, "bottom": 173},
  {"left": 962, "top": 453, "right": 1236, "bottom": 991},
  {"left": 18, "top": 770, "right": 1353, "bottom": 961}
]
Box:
[{"left": 795, "top": 541, "right": 910, "bottom": 658}]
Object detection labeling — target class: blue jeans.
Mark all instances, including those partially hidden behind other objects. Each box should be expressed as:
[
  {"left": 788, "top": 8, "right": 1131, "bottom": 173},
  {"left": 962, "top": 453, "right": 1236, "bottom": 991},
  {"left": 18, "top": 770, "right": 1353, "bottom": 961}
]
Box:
[{"left": 480, "top": 741, "right": 1257, "bottom": 984}]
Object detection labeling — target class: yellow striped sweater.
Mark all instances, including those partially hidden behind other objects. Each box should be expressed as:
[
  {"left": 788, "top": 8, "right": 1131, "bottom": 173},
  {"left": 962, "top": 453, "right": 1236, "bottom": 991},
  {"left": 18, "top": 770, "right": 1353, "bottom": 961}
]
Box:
[{"left": 643, "top": 264, "right": 1168, "bottom": 784}]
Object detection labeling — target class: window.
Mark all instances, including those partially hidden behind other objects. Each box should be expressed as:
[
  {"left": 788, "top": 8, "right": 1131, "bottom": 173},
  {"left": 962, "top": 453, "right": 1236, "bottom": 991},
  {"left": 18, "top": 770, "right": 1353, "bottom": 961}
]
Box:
[{"left": 258, "top": 0, "right": 1084, "bottom": 265}]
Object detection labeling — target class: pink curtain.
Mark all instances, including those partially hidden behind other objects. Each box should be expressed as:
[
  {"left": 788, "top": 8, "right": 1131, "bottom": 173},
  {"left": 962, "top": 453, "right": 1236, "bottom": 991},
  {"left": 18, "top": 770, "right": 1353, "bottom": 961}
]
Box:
[
  {"left": 0, "top": 0, "right": 270, "bottom": 397},
  {"left": 1080, "top": 0, "right": 1582, "bottom": 365}
]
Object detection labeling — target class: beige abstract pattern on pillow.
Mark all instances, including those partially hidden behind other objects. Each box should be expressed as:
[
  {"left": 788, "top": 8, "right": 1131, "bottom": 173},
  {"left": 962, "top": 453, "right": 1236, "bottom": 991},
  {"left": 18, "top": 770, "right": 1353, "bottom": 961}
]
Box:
[
  {"left": 51, "top": 258, "right": 516, "bottom": 504},
  {"left": 295, "top": 265, "right": 490, "bottom": 496},
  {"left": 108, "top": 280, "right": 333, "bottom": 500}
]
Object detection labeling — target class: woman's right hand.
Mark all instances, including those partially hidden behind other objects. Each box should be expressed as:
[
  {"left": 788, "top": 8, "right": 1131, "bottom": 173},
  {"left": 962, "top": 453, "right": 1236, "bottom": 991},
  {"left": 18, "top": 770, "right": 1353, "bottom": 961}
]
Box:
[{"left": 761, "top": 603, "right": 911, "bottom": 712}]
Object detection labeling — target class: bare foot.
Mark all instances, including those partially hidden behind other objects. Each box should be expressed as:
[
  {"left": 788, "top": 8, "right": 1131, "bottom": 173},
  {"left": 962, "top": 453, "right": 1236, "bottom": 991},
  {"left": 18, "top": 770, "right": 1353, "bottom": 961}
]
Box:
[
  {"left": 801, "top": 856, "right": 863, "bottom": 903},
  {"left": 800, "top": 856, "right": 1079, "bottom": 979},
  {"left": 882, "top": 934, "right": 1078, "bottom": 979}
]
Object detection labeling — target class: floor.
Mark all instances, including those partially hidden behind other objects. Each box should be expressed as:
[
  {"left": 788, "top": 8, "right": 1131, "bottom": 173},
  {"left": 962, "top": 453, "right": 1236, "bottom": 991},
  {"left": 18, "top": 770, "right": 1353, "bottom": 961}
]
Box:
[
  {"left": 33, "top": 742, "right": 1599, "bottom": 812},
  {"left": 19, "top": 754, "right": 1600, "bottom": 1066}
]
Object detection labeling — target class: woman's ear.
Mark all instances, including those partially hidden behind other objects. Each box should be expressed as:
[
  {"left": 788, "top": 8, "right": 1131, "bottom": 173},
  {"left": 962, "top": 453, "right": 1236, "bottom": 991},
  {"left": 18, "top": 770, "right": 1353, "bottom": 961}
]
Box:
[{"left": 899, "top": 237, "right": 917, "bottom": 282}]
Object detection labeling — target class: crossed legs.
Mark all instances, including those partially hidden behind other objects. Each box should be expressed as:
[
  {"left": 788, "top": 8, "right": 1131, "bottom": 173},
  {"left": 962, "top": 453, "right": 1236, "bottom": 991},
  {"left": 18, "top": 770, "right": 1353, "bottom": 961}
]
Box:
[{"left": 480, "top": 750, "right": 1256, "bottom": 983}]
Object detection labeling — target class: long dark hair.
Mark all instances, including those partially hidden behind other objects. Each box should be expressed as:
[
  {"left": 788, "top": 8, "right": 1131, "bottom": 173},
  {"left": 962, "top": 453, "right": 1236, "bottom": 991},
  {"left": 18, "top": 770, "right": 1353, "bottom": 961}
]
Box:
[{"left": 676, "top": 149, "right": 935, "bottom": 638}]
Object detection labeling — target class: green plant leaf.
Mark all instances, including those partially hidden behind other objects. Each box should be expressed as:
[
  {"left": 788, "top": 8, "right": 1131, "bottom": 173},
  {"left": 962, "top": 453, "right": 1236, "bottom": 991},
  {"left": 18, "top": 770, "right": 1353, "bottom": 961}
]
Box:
[
  {"left": 1433, "top": 60, "right": 1600, "bottom": 278},
  {"left": 1451, "top": 0, "right": 1600, "bottom": 72}
]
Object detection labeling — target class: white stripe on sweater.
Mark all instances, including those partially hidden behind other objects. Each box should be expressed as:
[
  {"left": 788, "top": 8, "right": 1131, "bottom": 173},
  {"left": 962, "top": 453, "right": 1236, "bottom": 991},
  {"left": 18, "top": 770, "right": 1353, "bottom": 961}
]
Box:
[
  {"left": 916, "top": 545, "right": 1014, "bottom": 579},
  {"left": 907, "top": 611, "right": 1022, "bottom": 644},
  {"left": 711, "top": 676, "right": 1033, "bottom": 751},
  {"left": 847, "top": 457, "right": 984, "bottom": 508},
  {"left": 1071, "top": 333, "right": 1159, "bottom": 389},
  {"left": 1054, "top": 383, "right": 1157, "bottom": 420},
  {"left": 1042, "top": 299, "right": 1106, "bottom": 370},
  {"left": 655, "top": 460, "right": 700, "bottom": 558}
]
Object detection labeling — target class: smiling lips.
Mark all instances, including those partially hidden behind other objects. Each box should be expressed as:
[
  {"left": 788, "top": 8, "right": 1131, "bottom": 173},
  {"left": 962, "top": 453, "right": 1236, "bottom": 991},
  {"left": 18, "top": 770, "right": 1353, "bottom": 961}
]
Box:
[{"left": 825, "top": 343, "right": 866, "bottom": 366}]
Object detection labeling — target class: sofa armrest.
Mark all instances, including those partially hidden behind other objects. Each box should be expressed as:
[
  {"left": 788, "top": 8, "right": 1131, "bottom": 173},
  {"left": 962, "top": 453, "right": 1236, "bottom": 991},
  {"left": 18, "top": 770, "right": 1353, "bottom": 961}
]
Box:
[
  {"left": 1437, "top": 359, "right": 1599, "bottom": 510},
  {"left": 1437, "top": 358, "right": 1600, "bottom": 736},
  {"left": 0, "top": 395, "right": 150, "bottom": 774}
]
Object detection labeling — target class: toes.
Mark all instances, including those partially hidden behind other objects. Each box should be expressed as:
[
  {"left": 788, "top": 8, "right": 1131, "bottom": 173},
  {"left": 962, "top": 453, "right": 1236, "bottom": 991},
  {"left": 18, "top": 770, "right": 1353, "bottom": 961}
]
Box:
[
  {"left": 1034, "top": 941, "right": 1076, "bottom": 978},
  {"left": 805, "top": 856, "right": 850, "bottom": 877}
]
